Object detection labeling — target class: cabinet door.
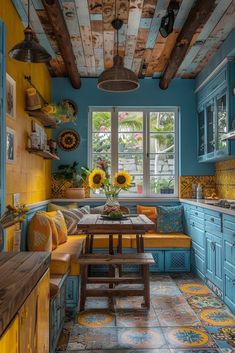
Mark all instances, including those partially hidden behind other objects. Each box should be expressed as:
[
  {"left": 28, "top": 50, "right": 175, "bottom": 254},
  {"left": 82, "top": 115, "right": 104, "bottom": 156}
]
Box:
[
  {"left": 19, "top": 289, "right": 37, "bottom": 353},
  {"left": 213, "top": 233, "right": 223, "bottom": 289},
  {"left": 198, "top": 110, "right": 205, "bottom": 156},
  {"left": 0, "top": 316, "right": 19, "bottom": 353},
  {"left": 206, "top": 101, "right": 215, "bottom": 154},
  {"left": 205, "top": 232, "right": 214, "bottom": 281},
  {"left": 37, "top": 270, "right": 50, "bottom": 353},
  {"left": 216, "top": 92, "right": 228, "bottom": 153}
]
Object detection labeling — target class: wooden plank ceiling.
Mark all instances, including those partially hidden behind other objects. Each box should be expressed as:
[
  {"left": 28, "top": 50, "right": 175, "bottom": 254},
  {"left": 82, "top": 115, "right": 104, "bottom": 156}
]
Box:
[{"left": 12, "top": 0, "right": 235, "bottom": 82}]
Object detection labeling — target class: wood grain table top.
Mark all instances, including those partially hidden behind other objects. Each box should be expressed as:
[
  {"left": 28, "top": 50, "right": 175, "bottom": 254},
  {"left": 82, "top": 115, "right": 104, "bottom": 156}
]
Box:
[
  {"left": 0, "top": 252, "right": 51, "bottom": 337},
  {"left": 77, "top": 214, "right": 155, "bottom": 234}
]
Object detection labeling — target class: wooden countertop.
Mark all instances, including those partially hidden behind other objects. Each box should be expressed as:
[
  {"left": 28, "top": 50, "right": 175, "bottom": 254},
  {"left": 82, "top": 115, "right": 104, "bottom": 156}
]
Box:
[{"left": 0, "top": 252, "right": 51, "bottom": 337}]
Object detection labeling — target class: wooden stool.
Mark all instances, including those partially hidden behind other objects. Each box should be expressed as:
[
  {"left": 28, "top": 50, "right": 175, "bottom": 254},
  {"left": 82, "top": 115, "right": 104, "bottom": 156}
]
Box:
[{"left": 78, "top": 253, "right": 155, "bottom": 311}]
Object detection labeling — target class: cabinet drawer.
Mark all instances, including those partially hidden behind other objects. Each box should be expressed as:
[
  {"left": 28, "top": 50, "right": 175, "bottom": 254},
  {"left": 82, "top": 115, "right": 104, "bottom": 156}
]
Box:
[
  {"left": 205, "top": 209, "right": 221, "bottom": 226},
  {"left": 190, "top": 224, "right": 205, "bottom": 248},
  {"left": 205, "top": 221, "right": 222, "bottom": 235},
  {"left": 190, "top": 208, "right": 204, "bottom": 219},
  {"left": 223, "top": 214, "right": 235, "bottom": 234},
  {"left": 190, "top": 216, "right": 204, "bottom": 231}
]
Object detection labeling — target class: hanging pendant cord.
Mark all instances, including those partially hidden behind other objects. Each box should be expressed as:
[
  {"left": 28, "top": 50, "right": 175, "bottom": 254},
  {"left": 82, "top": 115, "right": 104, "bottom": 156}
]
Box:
[{"left": 28, "top": 0, "right": 30, "bottom": 28}]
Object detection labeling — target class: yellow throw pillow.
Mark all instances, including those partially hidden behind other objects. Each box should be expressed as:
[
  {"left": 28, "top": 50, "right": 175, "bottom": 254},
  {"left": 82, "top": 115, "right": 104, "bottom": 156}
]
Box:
[
  {"left": 27, "top": 213, "right": 52, "bottom": 251},
  {"left": 137, "top": 205, "right": 157, "bottom": 221},
  {"left": 47, "top": 203, "right": 77, "bottom": 212},
  {"left": 46, "top": 210, "right": 68, "bottom": 244},
  {"left": 40, "top": 212, "right": 59, "bottom": 250}
]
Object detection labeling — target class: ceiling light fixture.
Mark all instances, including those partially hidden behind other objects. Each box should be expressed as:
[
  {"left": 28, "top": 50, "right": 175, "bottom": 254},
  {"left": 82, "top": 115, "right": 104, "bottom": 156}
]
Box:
[
  {"left": 97, "top": 18, "right": 139, "bottom": 92},
  {"left": 159, "top": 1, "right": 179, "bottom": 38},
  {"left": 9, "top": 0, "right": 52, "bottom": 63}
]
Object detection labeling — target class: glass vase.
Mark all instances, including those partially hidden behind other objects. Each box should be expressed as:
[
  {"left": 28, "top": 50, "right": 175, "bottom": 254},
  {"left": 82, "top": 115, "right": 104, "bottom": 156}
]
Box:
[{"left": 103, "top": 195, "right": 120, "bottom": 214}]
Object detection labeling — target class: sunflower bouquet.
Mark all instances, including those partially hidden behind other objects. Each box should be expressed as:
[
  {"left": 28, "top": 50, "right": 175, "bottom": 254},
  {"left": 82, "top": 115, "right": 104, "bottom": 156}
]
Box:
[{"left": 88, "top": 168, "right": 132, "bottom": 214}]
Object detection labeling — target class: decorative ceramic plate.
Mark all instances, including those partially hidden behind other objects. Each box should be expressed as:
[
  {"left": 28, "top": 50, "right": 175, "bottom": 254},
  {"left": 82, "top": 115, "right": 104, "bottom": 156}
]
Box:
[{"left": 58, "top": 129, "right": 80, "bottom": 151}]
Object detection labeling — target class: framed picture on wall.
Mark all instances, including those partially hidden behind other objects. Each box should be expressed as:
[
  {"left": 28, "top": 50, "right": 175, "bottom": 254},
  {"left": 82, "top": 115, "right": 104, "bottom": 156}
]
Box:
[
  {"left": 6, "top": 73, "right": 16, "bottom": 120},
  {"left": 6, "top": 127, "right": 16, "bottom": 163}
]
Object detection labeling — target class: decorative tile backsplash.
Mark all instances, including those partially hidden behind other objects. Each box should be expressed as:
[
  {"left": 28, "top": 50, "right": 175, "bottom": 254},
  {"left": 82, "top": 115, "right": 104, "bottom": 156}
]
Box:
[
  {"left": 179, "top": 176, "right": 216, "bottom": 199},
  {"left": 216, "top": 159, "right": 235, "bottom": 199}
]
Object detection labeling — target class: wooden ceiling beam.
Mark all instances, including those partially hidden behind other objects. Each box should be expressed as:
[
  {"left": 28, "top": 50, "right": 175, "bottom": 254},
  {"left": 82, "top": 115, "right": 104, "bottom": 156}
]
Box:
[
  {"left": 42, "top": 0, "right": 81, "bottom": 89},
  {"left": 159, "top": 0, "right": 217, "bottom": 90}
]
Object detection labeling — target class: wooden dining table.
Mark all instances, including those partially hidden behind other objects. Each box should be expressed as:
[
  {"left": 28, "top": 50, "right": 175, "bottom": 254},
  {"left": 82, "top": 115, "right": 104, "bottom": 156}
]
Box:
[{"left": 77, "top": 213, "right": 156, "bottom": 254}]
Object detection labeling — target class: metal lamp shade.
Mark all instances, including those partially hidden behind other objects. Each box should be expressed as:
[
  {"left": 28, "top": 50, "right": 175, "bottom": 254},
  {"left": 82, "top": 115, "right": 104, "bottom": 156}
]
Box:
[
  {"left": 159, "top": 10, "right": 175, "bottom": 38},
  {"left": 9, "top": 27, "right": 52, "bottom": 63},
  {"left": 97, "top": 55, "right": 139, "bottom": 92}
]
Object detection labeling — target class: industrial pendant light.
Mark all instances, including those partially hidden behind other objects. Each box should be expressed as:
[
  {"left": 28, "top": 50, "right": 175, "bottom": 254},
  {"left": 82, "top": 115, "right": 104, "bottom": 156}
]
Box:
[
  {"left": 159, "top": 1, "right": 179, "bottom": 38},
  {"left": 97, "top": 18, "right": 139, "bottom": 92},
  {"left": 9, "top": 0, "right": 52, "bottom": 63}
]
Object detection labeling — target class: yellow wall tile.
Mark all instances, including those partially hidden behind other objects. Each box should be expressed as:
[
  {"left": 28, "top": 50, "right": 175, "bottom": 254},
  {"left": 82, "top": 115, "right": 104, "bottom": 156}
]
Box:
[{"left": 0, "top": 0, "right": 52, "bottom": 206}]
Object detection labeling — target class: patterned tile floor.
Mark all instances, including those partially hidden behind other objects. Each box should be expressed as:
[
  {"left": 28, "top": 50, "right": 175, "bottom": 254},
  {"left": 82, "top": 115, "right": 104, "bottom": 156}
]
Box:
[{"left": 56, "top": 273, "right": 235, "bottom": 353}]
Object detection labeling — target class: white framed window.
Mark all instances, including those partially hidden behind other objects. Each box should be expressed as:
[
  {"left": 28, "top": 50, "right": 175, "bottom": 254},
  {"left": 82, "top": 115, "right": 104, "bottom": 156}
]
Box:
[{"left": 88, "top": 107, "right": 179, "bottom": 197}]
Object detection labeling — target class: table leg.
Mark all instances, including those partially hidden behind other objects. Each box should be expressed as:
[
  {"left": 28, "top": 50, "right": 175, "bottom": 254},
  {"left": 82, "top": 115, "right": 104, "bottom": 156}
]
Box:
[
  {"left": 80, "top": 264, "right": 88, "bottom": 311},
  {"left": 85, "top": 234, "right": 90, "bottom": 254},
  {"left": 117, "top": 234, "right": 123, "bottom": 277},
  {"left": 142, "top": 264, "right": 150, "bottom": 309},
  {"left": 140, "top": 234, "right": 144, "bottom": 253},
  {"left": 89, "top": 234, "right": 94, "bottom": 254},
  {"left": 136, "top": 234, "right": 140, "bottom": 253}
]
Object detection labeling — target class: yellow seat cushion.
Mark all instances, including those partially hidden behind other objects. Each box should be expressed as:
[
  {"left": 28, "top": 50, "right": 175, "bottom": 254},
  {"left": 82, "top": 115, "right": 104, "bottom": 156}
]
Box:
[
  {"left": 27, "top": 213, "right": 52, "bottom": 251},
  {"left": 50, "top": 253, "right": 71, "bottom": 275},
  {"left": 131, "top": 233, "right": 191, "bottom": 249},
  {"left": 92, "top": 234, "right": 132, "bottom": 248},
  {"left": 52, "top": 235, "right": 85, "bottom": 275}
]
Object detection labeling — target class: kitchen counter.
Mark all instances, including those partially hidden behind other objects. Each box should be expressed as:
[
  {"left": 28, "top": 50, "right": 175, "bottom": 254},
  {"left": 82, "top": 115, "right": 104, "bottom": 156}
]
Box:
[
  {"left": 180, "top": 198, "right": 235, "bottom": 216},
  {"left": 0, "top": 252, "right": 50, "bottom": 337}
]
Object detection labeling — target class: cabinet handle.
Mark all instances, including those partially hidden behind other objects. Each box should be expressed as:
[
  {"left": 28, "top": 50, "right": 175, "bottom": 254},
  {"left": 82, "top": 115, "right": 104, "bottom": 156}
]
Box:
[
  {"left": 192, "top": 222, "right": 195, "bottom": 227},
  {"left": 233, "top": 242, "right": 235, "bottom": 248},
  {"left": 233, "top": 280, "right": 235, "bottom": 286},
  {"left": 195, "top": 212, "right": 198, "bottom": 216},
  {"left": 210, "top": 217, "right": 214, "bottom": 222},
  {"left": 211, "top": 242, "right": 215, "bottom": 251}
]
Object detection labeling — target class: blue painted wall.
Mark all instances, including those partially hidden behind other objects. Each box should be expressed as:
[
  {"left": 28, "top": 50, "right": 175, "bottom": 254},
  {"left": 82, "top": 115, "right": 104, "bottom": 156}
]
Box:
[{"left": 52, "top": 77, "right": 214, "bottom": 176}]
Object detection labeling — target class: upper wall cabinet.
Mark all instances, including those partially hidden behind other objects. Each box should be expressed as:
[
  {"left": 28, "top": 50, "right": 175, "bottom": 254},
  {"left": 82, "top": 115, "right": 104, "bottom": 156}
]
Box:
[{"left": 196, "top": 60, "right": 235, "bottom": 162}]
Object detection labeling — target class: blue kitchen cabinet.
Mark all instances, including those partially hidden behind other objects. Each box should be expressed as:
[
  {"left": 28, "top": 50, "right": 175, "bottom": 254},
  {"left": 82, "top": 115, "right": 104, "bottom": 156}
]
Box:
[
  {"left": 223, "top": 214, "right": 235, "bottom": 312},
  {"left": 196, "top": 60, "right": 235, "bottom": 162}
]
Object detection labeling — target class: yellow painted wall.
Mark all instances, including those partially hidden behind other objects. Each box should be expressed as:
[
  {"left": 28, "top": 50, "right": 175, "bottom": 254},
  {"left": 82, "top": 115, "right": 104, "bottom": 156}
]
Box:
[
  {"left": 0, "top": 0, "right": 51, "bottom": 207},
  {"left": 0, "top": 1, "right": 52, "bottom": 250}
]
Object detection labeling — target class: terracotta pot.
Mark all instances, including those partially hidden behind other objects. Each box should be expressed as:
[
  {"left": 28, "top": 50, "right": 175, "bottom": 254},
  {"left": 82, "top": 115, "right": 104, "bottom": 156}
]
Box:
[{"left": 65, "top": 187, "right": 85, "bottom": 199}]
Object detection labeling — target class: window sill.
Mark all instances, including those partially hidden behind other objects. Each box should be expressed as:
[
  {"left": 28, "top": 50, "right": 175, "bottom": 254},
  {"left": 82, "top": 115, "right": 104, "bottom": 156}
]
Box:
[{"left": 51, "top": 197, "right": 180, "bottom": 203}]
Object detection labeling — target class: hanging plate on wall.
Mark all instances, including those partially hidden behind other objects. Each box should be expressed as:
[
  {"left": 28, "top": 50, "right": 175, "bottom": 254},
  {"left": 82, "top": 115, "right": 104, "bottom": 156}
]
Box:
[{"left": 58, "top": 129, "right": 80, "bottom": 151}]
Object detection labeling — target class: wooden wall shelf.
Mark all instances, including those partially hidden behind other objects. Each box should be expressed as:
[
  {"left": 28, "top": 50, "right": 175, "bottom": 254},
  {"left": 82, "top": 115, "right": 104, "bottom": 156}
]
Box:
[
  {"left": 26, "top": 110, "right": 57, "bottom": 129},
  {"left": 27, "top": 148, "right": 60, "bottom": 160}
]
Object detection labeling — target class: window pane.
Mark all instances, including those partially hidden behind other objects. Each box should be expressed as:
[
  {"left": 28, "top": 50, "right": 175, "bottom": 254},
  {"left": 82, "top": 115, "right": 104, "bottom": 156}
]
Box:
[
  {"left": 92, "top": 111, "right": 111, "bottom": 132},
  {"left": 150, "top": 176, "right": 175, "bottom": 195},
  {"left": 118, "top": 154, "right": 143, "bottom": 174},
  {"left": 118, "top": 111, "right": 143, "bottom": 132},
  {"left": 150, "top": 154, "right": 175, "bottom": 174},
  {"left": 92, "top": 154, "right": 111, "bottom": 175},
  {"left": 150, "top": 133, "right": 174, "bottom": 153},
  {"left": 118, "top": 133, "right": 143, "bottom": 153},
  {"left": 150, "top": 112, "right": 174, "bottom": 132},
  {"left": 92, "top": 133, "right": 111, "bottom": 153},
  {"left": 119, "top": 175, "right": 144, "bottom": 196}
]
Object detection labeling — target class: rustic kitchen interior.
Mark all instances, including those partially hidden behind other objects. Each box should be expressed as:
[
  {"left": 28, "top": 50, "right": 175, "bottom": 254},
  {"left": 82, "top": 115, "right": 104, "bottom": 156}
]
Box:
[{"left": 0, "top": 0, "right": 235, "bottom": 352}]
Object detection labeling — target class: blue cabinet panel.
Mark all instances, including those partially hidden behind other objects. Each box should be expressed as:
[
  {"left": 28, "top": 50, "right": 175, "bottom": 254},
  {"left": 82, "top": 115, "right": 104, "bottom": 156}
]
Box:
[
  {"left": 165, "top": 250, "right": 190, "bottom": 272},
  {"left": 66, "top": 276, "right": 79, "bottom": 308},
  {"left": 147, "top": 250, "right": 164, "bottom": 272},
  {"left": 191, "top": 242, "right": 205, "bottom": 281},
  {"left": 190, "top": 223, "right": 205, "bottom": 248},
  {"left": 224, "top": 233, "right": 235, "bottom": 274},
  {"left": 224, "top": 268, "right": 235, "bottom": 313},
  {"left": 205, "top": 232, "right": 214, "bottom": 281}
]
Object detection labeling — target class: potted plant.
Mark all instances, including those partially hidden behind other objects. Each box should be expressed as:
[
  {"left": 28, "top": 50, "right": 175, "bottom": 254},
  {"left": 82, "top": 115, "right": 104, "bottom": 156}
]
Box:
[
  {"left": 159, "top": 178, "right": 174, "bottom": 194},
  {"left": 53, "top": 162, "right": 89, "bottom": 199}
]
